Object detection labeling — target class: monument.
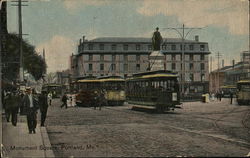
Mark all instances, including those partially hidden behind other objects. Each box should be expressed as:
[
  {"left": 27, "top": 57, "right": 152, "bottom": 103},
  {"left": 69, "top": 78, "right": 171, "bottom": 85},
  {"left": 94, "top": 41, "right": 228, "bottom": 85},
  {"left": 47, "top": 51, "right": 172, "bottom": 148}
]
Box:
[{"left": 149, "top": 27, "right": 165, "bottom": 71}]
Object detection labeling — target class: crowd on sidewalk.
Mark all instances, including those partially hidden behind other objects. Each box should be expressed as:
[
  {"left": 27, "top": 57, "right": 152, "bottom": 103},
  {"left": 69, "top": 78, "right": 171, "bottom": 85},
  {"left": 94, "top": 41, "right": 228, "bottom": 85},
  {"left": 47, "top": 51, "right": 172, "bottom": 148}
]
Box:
[{"left": 2, "top": 86, "right": 49, "bottom": 134}]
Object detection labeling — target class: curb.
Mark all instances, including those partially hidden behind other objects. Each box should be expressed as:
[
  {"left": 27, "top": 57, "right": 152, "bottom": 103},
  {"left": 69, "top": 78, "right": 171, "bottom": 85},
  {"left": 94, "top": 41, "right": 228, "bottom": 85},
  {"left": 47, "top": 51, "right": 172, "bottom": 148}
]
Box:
[{"left": 40, "top": 127, "right": 55, "bottom": 158}]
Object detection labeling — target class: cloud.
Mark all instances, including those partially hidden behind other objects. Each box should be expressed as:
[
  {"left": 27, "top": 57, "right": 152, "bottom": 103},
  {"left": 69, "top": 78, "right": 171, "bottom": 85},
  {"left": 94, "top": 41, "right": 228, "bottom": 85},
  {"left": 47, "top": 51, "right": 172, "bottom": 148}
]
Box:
[
  {"left": 137, "top": 0, "right": 248, "bottom": 35},
  {"left": 63, "top": 0, "right": 109, "bottom": 10},
  {"left": 36, "top": 35, "right": 75, "bottom": 73}
]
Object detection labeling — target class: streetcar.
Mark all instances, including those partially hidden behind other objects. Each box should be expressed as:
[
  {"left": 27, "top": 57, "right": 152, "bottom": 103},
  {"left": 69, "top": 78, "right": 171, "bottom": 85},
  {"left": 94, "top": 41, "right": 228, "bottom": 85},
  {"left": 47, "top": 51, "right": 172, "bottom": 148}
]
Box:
[
  {"left": 236, "top": 79, "right": 250, "bottom": 105},
  {"left": 75, "top": 76, "right": 101, "bottom": 107},
  {"left": 126, "top": 70, "right": 181, "bottom": 112},
  {"left": 220, "top": 85, "right": 237, "bottom": 98},
  {"left": 42, "top": 83, "right": 62, "bottom": 98},
  {"left": 99, "top": 76, "right": 126, "bottom": 106}
]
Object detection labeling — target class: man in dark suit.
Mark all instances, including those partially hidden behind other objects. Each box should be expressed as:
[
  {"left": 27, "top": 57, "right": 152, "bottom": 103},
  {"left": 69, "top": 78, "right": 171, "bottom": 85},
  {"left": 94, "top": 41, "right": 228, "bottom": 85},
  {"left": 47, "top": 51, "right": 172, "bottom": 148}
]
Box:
[
  {"left": 23, "top": 88, "right": 39, "bottom": 134},
  {"left": 39, "top": 90, "right": 49, "bottom": 127}
]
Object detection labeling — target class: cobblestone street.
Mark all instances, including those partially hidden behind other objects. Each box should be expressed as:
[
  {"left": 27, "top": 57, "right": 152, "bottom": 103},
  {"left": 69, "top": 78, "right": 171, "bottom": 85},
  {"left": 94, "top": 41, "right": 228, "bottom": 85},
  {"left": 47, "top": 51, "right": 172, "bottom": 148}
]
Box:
[{"left": 46, "top": 99, "right": 250, "bottom": 157}]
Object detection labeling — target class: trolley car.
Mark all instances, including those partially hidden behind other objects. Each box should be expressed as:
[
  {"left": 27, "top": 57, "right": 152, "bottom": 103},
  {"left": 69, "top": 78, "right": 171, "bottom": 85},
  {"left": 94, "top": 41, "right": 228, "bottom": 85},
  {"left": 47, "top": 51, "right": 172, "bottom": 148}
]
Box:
[
  {"left": 75, "top": 77, "right": 101, "bottom": 107},
  {"left": 99, "top": 76, "right": 126, "bottom": 106},
  {"left": 126, "top": 70, "right": 181, "bottom": 112},
  {"left": 236, "top": 79, "right": 250, "bottom": 105},
  {"left": 42, "top": 84, "right": 62, "bottom": 98},
  {"left": 220, "top": 85, "right": 237, "bottom": 98}
]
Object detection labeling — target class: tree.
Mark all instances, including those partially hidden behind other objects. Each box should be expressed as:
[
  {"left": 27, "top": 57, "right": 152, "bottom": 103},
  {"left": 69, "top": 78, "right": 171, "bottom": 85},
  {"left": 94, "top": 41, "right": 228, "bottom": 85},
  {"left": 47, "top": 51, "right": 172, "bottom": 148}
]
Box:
[{"left": 3, "top": 33, "right": 46, "bottom": 81}]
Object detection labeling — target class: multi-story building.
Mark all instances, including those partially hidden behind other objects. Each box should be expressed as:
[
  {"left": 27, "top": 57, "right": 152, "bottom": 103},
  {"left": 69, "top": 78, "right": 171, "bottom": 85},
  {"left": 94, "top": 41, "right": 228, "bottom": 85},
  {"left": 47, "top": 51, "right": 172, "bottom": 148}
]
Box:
[
  {"left": 209, "top": 51, "right": 250, "bottom": 93},
  {"left": 71, "top": 36, "right": 210, "bottom": 99}
]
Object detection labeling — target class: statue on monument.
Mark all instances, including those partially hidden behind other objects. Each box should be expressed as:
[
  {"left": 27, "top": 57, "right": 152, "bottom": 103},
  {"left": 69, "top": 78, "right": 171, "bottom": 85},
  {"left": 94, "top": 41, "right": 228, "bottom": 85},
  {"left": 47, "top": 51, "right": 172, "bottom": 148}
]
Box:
[{"left": 152, "top": 27, "right": 163, "bottom": 51}]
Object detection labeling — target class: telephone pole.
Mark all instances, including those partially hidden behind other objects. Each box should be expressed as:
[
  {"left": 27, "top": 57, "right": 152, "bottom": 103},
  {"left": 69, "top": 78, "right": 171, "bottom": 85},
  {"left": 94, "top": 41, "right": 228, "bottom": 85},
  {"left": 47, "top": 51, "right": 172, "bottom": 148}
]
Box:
[
  {"left": 215, "top": 52, "right": 222, "bottom": 91},
  {"left": 11, "top": 0, "right": 28, "bottom": 83},
  {"left": 163, "top": 24, "right": 203, "bottom": 100}
]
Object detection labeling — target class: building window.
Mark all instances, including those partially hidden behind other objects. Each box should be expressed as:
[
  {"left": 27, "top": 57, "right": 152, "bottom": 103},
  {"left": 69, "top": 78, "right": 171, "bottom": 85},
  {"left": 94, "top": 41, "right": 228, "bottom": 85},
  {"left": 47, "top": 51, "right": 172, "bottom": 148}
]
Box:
[
  {"left": 136, "top": 44, "right": 141, "bottom": 50},
  {"left": 99, "top": 44, "right": 104, "bottom": 50},
  {"left": 88, "top": 44, "right": 93, "bottom": 50},
  {"left": 180, "top": 45, "right": 185, "bottom": 50},
  {"left": 189, "top": 45, "right": 194, "bottom": 50},
  {"left": 112, "top": 44, "right": 117, "bottom": 50},
  {"left": 200, "top": 63, "right": 205, "bottom": 70},
  {"left": 111, "top": 64, "right": 116, "bottom": 71},
  {"left": 112, "top": 55, "right": 116, "bottom": 61},
  {"left": 190, "top": 54, "right": 193, "bottom": 61},
  {"left": 89, "top": 54, "right": 93, "bottom": 61},
  {"left": 89, "top": 64, "right": 93, "bottom": 71},
  {"left": 100, "top": 55, "right": 104, "bottom": 61},
  {"left": 172, "top": 63, "right": 176, "bottom": 70},
  {"left": 100, "top": 64, "right": 104, "bottom": 71},
  {"left": 171, "top": 45, "right": 176, "bottom": 50},
  {"left": 201, "top": 73, "right": 205, "bottom": 81},
  {"left": 172, "top": 54, "right": 176, "bottom": 60},
  {"left": 136, "top": 55, "right": 140, "bottom": 61},
  {"left": 136, "top": 64, "right": 140, "bottom": 71},
  {"left": 124, "top": 55, "right": 128, "bottom": 61},
  {"left": 148, "top": 45, "right": 152, "bottom": 50},
  {"left": 162, "top": 44, "right": 167, "bottom": 50},
  {"left": 200, "top": 45, "right": 205, "bottom": 51},
  {"left": 124, "top": 64, "right": 128, "bottom": 72},
  {"left": 190, "top": 73, "right": 194, "bottom": 81},
  {"left": 200, "top": 54, "right": 204, "bottom": 60},
  {"left": 189, "top": 63, "right": 194, "bottom": 70},
  {"left": 123, "top": 44, "right": 128, "bottom": 51}
]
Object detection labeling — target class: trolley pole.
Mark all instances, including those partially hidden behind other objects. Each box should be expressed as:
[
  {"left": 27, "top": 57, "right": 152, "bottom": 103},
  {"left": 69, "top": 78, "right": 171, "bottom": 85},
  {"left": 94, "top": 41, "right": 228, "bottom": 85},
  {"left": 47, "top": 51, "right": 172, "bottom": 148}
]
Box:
[{"left": 163, "top": 24, "right": 202, "bottom": 101}]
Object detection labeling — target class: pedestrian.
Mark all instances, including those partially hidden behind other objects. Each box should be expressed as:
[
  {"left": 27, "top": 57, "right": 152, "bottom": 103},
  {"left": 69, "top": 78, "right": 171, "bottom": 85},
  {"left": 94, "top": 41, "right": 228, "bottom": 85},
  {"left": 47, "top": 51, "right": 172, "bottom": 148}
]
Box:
[
  {"left": 11, "top": 91, "right": 21, "bottom": 126},
  {"left": 5, "top": 91, "right": 19, "bottom": 126},
  {"left": 48, "top": 92, "right": 52, "bottom": 106},
  {"left": 230, "top": 91, "right": 234, "bottom": 104},
  {"left": 3, "top": 91, "right": 11, "bottom": 122},
  {"left": 93, "top": 91, "right": 99, "bottom": 110},
  {"left": 22, "top": 88, "right": 39, "bottom": 134},
  {"left": 39, "top": 90, "right": 49, "bottom": 126},
  {"left": 60, "top": 93, "right": 68, "bottom": 109},
  {"left": 219, "top": 91, "right": 222, "bottom": 101}
]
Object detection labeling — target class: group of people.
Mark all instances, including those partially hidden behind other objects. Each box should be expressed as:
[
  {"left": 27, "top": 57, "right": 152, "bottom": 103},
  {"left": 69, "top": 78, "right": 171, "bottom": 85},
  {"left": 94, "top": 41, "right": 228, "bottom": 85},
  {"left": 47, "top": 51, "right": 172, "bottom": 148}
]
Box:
[{"left": 3, "top": 87, "right": 50, "bottom": 134}]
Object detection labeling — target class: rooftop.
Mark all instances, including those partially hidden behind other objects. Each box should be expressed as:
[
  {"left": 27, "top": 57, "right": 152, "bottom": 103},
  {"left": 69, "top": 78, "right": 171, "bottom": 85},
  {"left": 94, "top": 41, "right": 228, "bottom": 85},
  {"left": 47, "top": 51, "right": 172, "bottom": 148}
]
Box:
[{"left": 87, "top": 37, "right": 204, "bottom": 43}]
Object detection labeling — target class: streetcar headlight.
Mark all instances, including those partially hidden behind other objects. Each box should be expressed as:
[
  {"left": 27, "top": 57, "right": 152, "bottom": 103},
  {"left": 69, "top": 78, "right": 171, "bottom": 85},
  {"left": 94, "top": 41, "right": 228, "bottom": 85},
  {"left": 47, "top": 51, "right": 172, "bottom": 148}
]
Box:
[{"left": 172, "top": 93, "right": 177, "bottom": 101}]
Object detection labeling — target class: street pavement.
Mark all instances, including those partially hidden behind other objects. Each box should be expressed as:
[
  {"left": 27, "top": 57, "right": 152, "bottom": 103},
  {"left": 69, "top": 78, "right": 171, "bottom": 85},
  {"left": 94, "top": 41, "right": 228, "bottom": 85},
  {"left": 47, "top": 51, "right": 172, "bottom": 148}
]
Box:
[
  {"left": 2, "top": 115, "right": 55, "bottom": 158},
  {"left": 46, "top": 98, "right": 250, "bottom": 157}
]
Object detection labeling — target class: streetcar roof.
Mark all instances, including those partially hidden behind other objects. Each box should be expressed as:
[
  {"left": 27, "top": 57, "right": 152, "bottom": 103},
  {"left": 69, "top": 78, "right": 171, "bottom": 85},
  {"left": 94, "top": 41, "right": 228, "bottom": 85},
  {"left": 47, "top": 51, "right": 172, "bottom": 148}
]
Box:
[
  {"left": 237, "top": 80, "right": 250, "bottom": 84},
  {"left": 78, "top": 79, "right": 100, "bottom": 83},
  {"left": 99, "top": 78, "right": 125, "bottom": 82},
  {"left": 220, "top": 85, "right": 236, "bottom": 88},
  {"left": 131, "top": 70, "right": 176, "bottom": 77}
]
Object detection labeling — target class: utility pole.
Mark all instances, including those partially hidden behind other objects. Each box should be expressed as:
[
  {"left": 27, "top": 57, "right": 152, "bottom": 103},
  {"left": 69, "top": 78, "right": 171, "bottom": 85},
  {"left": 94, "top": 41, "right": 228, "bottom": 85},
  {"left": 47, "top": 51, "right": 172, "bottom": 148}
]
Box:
[
  {"left": 248, "top": 0, "right": 250, "bottom": 78},
  {"left": 210, "top": 56, "right": 213, "bottom": 73},
  {"left": 11, "top": 0, "right": 28, "bottom": 83},
  {"left": 215, "top": 52, "right": 222, "bottom": 91},
  {"left": 163, "top": 24, "right": 202, "bottom": 100}
]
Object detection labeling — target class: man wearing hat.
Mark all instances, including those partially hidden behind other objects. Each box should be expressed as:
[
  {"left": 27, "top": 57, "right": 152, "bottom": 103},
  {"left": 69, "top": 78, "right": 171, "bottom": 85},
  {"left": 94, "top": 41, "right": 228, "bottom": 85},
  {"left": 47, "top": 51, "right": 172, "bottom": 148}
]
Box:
[
  {"left": 38, "top": 90, "right": 49, "bottom": 126},
  {"left": 23, "top": 87, "right": 39, "bottom": 134}
]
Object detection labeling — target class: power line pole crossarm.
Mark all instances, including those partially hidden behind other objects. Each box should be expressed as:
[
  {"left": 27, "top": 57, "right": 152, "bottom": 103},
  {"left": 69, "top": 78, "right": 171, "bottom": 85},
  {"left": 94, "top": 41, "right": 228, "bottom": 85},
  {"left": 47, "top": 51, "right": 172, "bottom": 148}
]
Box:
[{"left": 162, "top": 24, "right": 203, "bottom": 100}]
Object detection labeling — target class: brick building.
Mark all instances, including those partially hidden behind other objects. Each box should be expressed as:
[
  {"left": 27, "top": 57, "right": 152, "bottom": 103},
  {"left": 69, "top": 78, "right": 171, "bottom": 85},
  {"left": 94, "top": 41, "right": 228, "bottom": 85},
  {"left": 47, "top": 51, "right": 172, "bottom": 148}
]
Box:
[{"left": 71, "top": 36, "right": 210, "bottom": 98}]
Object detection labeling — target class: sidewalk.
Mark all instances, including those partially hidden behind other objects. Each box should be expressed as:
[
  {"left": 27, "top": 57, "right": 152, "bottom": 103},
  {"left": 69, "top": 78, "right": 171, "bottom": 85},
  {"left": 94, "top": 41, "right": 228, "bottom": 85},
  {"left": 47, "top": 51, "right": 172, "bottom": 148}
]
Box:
[{"left": 2, "top": 115, "right": 55, "bottom": 158}]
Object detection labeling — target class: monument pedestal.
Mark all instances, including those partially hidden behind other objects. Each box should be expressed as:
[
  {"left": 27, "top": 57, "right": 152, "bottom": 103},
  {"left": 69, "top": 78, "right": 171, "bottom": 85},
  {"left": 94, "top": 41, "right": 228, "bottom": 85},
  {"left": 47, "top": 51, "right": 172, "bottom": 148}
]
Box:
[{"left": 149, "top": 51, "right": 165, "bottom": 71}]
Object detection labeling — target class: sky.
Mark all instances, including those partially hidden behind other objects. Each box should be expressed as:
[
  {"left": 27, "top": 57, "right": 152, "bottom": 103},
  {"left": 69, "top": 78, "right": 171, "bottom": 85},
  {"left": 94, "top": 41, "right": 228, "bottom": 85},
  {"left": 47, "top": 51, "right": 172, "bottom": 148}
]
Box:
[{"left": 6, "top": 0, "right": 249, "bottom": 73}]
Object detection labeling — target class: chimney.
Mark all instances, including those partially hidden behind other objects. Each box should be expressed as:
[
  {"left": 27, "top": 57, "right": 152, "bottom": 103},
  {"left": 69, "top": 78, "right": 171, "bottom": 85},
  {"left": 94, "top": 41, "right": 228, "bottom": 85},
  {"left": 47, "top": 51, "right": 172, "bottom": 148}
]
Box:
[
  {"left": 83, "top": 36, "right": 85, "bottom": 42},
  {"left": 195, "top": 35, "right": 199, "bottom": 42},
  {"left": 222, "top": 59, "right": 224, "bottom": 68},
  {"left": 79, "top": 39, "right": 82, "bottom": 45},
  {"left": 232, "top": 60, "right": 235, "bottom": 68}
]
